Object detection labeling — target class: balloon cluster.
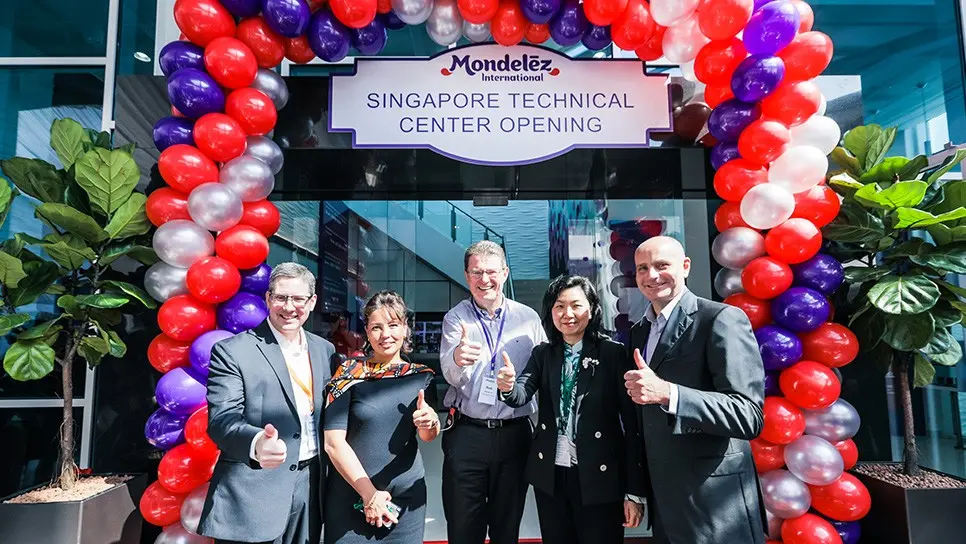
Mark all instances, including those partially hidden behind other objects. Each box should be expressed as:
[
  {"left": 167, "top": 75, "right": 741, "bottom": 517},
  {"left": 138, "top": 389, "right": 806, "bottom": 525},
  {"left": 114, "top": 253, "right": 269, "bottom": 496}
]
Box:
[{"left": 605, "top": 218, "right": 665, "bottom": 345}]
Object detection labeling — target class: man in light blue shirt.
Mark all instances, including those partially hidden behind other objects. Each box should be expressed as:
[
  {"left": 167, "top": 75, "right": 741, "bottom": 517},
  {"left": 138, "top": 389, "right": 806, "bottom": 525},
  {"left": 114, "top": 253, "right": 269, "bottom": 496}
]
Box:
[{"left": 439, "top": 240, "right": 546, "bottom": 544}]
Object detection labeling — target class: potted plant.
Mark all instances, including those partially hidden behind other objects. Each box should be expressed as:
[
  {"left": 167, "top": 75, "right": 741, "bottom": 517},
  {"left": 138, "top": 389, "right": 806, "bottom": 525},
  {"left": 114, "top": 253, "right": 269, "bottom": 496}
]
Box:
[
  {"left": 0, "top": 119, "right": 157, "bottom": 544},
  {"left": 824, "top": 123, "right": 966, "bottom": 543}
]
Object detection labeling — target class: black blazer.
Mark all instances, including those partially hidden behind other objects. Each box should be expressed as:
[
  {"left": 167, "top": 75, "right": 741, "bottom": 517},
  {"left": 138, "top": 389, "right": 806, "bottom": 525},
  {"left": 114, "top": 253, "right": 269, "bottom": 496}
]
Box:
[{"left": 502, "top": 336, "right": 648, "bottom": 506}]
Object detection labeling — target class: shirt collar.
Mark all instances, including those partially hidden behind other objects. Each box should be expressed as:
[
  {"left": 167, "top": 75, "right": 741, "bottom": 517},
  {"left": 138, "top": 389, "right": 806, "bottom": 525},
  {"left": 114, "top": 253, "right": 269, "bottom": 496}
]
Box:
[
  {"left": 645, "top": 289, "right": 688, "bottom": 325},
  {"left": 471, "top": 296, "right": 506, "bottom": 319},
  {"left": 564, "top": 339, "right": 583, "bottom": 355},
  {"left": 267, "top": 319, "right": 306, "bottom": 352}
]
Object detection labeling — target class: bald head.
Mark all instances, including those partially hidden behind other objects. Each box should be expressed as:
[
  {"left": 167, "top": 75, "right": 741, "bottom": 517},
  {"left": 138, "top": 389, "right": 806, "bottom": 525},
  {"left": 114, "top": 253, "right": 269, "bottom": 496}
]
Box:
[
  {"left": 636, "top": 236, "right": 686, "bottom": 260},
  {"left": 634, "top": 236, "right": 691, "bottom": 312}
]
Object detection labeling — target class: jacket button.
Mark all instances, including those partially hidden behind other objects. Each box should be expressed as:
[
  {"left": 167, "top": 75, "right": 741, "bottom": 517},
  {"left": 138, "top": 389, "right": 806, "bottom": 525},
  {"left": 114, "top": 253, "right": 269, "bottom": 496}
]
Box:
[
  {"left": 293, "top": 433, "right": 300, "bottom": 440},
  {"left": 541, "top": 423, "right": 546, "bottom": 430},
  {"left": 595, "top": 431, "right": 602, "bottom": 438},
  {"left": 600, "top": 464, "right": 607, "bottom": 472},
  {"left": 538, "top": 453, "right": 544, "bottom": 460},
  {"left": 289, "top": 464, "right": 297, "bottom": 471}
]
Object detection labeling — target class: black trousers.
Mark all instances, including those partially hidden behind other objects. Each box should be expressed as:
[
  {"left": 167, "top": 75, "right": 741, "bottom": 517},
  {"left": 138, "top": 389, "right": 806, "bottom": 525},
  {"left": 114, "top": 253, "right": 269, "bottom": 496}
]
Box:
[
  {"left": 533, "top": 466, "right": 624, "bottom": 544},
  {"left": 441, "top": 418, "right": 531, "bottom": 544}
]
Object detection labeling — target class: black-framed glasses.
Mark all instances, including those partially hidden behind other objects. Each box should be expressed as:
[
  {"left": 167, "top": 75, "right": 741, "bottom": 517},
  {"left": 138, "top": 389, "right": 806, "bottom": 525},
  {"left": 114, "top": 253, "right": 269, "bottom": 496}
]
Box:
[{"left": 269, "top": 293, "right": 313, "bottom": 307}]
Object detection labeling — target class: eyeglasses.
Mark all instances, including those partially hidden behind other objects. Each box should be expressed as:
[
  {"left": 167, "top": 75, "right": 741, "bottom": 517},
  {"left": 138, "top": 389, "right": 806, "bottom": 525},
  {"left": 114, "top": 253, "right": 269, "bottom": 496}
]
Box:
[
  {"left": 467, "top": 268, "right": 505, "bottom": 280},
  {"left": 269, "top": 293, "right": 313, "bottom": 307}
]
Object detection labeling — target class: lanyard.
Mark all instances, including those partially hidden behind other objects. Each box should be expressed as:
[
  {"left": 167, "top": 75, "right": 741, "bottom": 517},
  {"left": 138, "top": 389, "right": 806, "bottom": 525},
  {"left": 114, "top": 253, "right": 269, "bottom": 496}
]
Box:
[
  {"left": 284, "top": 334, "right": 314, "bottom": 412},
  {"left": 472, "top": 302, "right": 508, "bottom": 375}
]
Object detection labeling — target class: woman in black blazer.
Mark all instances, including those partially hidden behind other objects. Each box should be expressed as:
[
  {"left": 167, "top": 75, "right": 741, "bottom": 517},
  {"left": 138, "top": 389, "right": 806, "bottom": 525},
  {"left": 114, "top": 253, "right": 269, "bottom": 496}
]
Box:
[{"left": 497, "top": 275, "right": 647, "bottom": 544}]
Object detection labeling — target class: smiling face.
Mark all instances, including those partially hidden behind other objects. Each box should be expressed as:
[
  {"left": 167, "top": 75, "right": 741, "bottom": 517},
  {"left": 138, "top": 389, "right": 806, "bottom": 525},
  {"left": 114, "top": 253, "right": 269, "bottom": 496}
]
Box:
[
  {"left": 266, "top": 277, "right": 317, "bottom": 336},
  {"left": 365, "top": 307, "right": 409, "bottom": 360},
  {"left": 635, "top": 237, "right": 690, "bottom": 310},
  {"left": 465, "top": 253, "right": 508, "bottom": 309},
  {"left": 552, "top": 286, "right": 591, "bottom": 343}
]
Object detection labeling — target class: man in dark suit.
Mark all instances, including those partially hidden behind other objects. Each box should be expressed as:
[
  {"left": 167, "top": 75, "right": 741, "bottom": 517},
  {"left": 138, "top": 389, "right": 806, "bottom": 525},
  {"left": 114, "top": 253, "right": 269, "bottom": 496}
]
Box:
[
  {"left": 623, "top": 237, "right": 766, "bottom": 544},
  {"left": 199, "top": 262, "right": 336, "bottom": 544}
]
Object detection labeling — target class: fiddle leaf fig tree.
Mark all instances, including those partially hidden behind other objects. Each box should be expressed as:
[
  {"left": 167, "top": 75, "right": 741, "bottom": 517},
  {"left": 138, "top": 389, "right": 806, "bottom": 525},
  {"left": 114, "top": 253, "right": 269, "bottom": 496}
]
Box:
[
  {"left": 825, "top": 123, "right": 966, "bottom": 477},
  {"left": 0, "top": 119, "right": 158, "bottom": 491}
]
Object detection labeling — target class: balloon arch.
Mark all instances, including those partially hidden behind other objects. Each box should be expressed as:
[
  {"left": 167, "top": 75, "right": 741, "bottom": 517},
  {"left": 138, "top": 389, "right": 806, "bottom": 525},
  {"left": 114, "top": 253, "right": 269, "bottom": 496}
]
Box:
[{"left": 139, "top": 1, "right": 869, "bottom": 543}]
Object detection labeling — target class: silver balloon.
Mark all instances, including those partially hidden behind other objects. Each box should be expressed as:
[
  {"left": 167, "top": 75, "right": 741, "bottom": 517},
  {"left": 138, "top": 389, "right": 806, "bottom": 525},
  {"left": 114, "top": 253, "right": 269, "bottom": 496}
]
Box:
[
  {"left": 462, "top": 21, "right": 490, "bottom": 42},
  {"left": 152, "top": 220, "right": 215, "bottom": 268},
  {"left": 244, "top": 135, "right": 284, "bottom": 175},
  {"left": 392, "top": 0, "right": 434, "bottom": 25},
  {"left": 425, "top": 0, "right": 463, "bottom": 46},
  {"left": 711, "top": 226, "right": 766, "bottom": 270},
  {"left": 760, "top": 469, "right": 811, "bottom": 519},
  {"left": 154, "top": 522, "right": 212, "bottom": 544},
  {"left": 766, "top": 511, "right": 783, "bottom": 539},
  {"left": 804, "top": 398, "right": 861, "bottom": 443},
  {"left": 784, "top": 435, "right": 844, "bottom": 486},
  {"left": 220, "top": 156, "right": 275, "bottom": 202},
  {"left": 144, "top": 261, "right": 189, "bottom": 302},
  {"left": 179, "top": 483, "right": 210, "bottom": 535},
  {"left": 250, "top": 68, "right": 289, "bottom": 110},
  {"left": 188, "top": 183, "right": 244, "bottom": 232},
  {"left": 714, "top": 267, "right": 744, "bottom": 298}
]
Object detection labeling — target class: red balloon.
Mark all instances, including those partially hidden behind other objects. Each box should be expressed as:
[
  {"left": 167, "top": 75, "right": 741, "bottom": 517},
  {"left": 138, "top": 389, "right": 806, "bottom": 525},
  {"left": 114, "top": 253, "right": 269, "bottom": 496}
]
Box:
[
  {"left": 761, "top": 396, "right": 806, "bottom": 445},
  {"left": 781, "top": 513, "right": 843, "bottom": 544},
  {"left": 158, "top": 144, "right": 219, "bottom": 194},
  {"left": 809, "top": 473, "right": 872, "bottom": 522},
  {"left": 158, "top": 295, "right": 218, "bottom": 343},
  {"left": 226, "top": 88, "right": 278, "bottom": 136},
  {"left": 713, "top": 159, "right": 768, "bottom": 202},
  {"left": 765, "top": 217, "right": 823, "bottom": 264},
  {"left": 583, "top": 0, "right": 629, "bottom": 26},
  {"left": 330, "top": 0, "right": 377, "bottom": 28},
  {"left": 236, "top": 17, "right": 286, "bottom": 68},
  {"left": 241, "top": 200, "right": 282, "bottom": 237},
  {"left": 204, "top": 36, "right": 258, "bottom": 90},
  {"left": 751, "top": 437, "right": 786, "bottom": 472},
  {"left": 834, "top": 439, "right": 859, "bottom": 470},
  {"left": 698, "top": 0, "right": 754, "bottom": 40},
  {"left": 761, "top": 80, "right": 823, "bottom": 127},
  {"left": 778, "top": 32, "right": 834, "bottom": 83},
  {"left": 146, "top": 187, "right": 191, "bottom": 227},
  {"left": 187, "top": 256, "right": 242, "bottom": 304},
  {"left": 704, "top": 84, "right": 734, "bottom": 108},
  {"left": 526, "top": 23, "right": 550, "bottom": 43},
  {"left": 694, "top": 38, "right": 747, "bottom": 87},
  {"left": 147, "top": 333, "right": 192, "bottom": 373},
  {"left": 173, "top": 0, "right": 236, "bottom": 47},
  {"left": 158, "top": 443, "right": 219, "bottom": 494},
  {"left": 215, "top": 225, "right": 271, "bottom": 269},
  {"left": 285, "top": 35, "right": 316, "bottom": 63},
  {"left": 799, "top": 323, "right": 859, "bottom": 368},
  {"left": 139, "top": 481, "right": 187, "bottom": 527},
  {"left": 792, "top": 0, "right": 814, "bottom": 32},
  {"left": 723, "top": 293, "right": 772, "bottom": 329},
  {"left": 185, "top": 405, "right": 219, "bottom": 457},
  {"left": 714, "top": 201, "right": 749, "bottom": 231},
  {"left": 458, "top": 0, "right": 500, "bottom": 24},
  {"left": 193, "top": 113, "right": 247, "bottom": 163},
  {"left": 491, "top": 0, "right": 528, "bottom": 46},
  {"left": 741, "top": 256, "right": 794, "bottom": 300},
  {"left": 793, "top": 184, "right": 841, "bottom": 228},
  {"left": 780, "top": 360, "right": 841, "bottom": 410},
  {"left": 611, "top": 0, "right": 655, "bottom": 50},
  {"left": 376, "top": 0, "right": 392, "bottom": 14},
  {"left": 738, "top": 119, "right": 791, "bottom": 166},
  {"left": 634, "top": 25, "right": 666, "bottom": 61}
]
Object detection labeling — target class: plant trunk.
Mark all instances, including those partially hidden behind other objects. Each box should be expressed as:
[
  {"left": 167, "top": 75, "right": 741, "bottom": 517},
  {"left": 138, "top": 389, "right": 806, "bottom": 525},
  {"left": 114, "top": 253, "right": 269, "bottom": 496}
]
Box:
[
  {"left": 895, "top": 352, "right": 920, "bottom": 477},
  {"left": 58, "top": 335, "right": 80, "bottom": 490}
]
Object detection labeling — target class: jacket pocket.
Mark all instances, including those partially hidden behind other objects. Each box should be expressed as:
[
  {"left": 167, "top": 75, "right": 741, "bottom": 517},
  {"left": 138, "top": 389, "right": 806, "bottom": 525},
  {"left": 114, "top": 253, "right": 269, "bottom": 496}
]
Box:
[{"left": 692, "top": 451, "right": 746, "bottom": 476}]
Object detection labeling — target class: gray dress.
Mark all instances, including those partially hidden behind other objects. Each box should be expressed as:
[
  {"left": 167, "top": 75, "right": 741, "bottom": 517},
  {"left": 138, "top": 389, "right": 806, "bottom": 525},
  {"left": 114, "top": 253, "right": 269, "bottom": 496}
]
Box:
[{"left": 323, "top": 372, "right": 434, "bottom": 544}]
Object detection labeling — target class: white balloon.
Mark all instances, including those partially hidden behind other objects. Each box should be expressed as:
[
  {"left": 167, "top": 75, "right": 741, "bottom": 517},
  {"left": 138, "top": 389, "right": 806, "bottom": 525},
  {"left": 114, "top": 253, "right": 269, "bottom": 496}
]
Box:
[
  {"left": 740, "top": 184, "right": 796, "bottom": 230},
  {"left": 804, "top": 398, "right": 862, "bottom": 443},
  {"left": 462, "top": 21, "right": 490, "bottom": 42},
  {"left": 662, "top": 13, "right": 710, "bottom": 64},
  {"left": 155, "top": 522, "right": 212, "bottom": 544},
  {"left": 790, "top": 116, "right": 841, "bottom": 155},
  {"left": 144, "top": 261, "right": 189, "bottom": 302},
  {"left": 391, "top": 0, "right": 434, "bottom": 25},
  {"left": 188, "top": 183, "right": 244, "bottom": 232},
  {"left": 784, "top": 435, "right": 845, "bottom": 486},
  {"left": 768, "top": 145, "right": 829, "bottom": 194},
  {"left": 425, "top": 0, "right": 463, "bottom": 46},
  {"left": 679, "top": 60, "right": 697, "bottom": 82},
  {"left": 714, "top": 267, "right": 745, "bottom": 298},
  {"left": 651, "top": 0, "right": 701, "bottom": 27},
  {"left": 220, "top": 155, "right": 276, "bottom": 202},
  {"left": 179, "top": 483, "right": 210, "bottom": 535},
  {"left": 711, "top": 226, "right": 766, "bottom": 270},
  {"left": 760, "top": 469, "right": 811, "bottom": 519},
  {"left": 152, "top": 220, "right": 215, "bottom": 268},
  {"left": 817, "top": 93, "right": 827, "bottom": 115}
]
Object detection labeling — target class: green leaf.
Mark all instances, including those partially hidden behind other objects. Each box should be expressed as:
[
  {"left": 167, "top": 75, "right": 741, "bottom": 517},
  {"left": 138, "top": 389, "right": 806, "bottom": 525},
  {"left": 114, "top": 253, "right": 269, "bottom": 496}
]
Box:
[
  {"left": 106, "top": 329, "right": 127, "bottom": 357},
  {"left": 118, "top": 143, "right": 136, "bottom": 156},
  {"left": 854, "top": 181, "right": 928, "bottom": 210},
  {"left": 891, "top": 207, "right": 966, "bottom": 229},
  {"left": 50, "top": 118, "right": 91, "bottom": 170},
  {"left": 0, "top": 177, "right": 15, "bottom": 230},
  {"left": 931, "top": 299, "right": 963, "bottom": 328},
  {"left": 843, "top": 124, "right": 893, "bottom": 172},
  {"left": 937, "top": 279, "right": 966, "bottom": 300},
  {"left": 78, "top": 336, "right": 109, "bottom": 366},
  {"left": 858, "top": 156, "right": 926, "bottom": 184},
  {"left": 0, "top": 313, "right": 30, "bottom": 336},
  {"left": 87, "top": 130, "right": 112, "bottom": 150},
  {"left": 845, "top": 266, "right": 891, "bottom": 284},
  {"left": 6, "top": 260, "right": 60, "bottom": 307},
  {"left": 927, "top": 180, "right": 966, "bottom": 224},
  {"left": 88, "top": 308, "right": 122, "bottom": 327},
  {"left": 882, "top": 312, "right": 935, "bottom": 351},
  {"left": 910, "top": 242, "right": 966, "bottom": 274},
  {"left": 56, "top": 294, "right": 84, "bottom": 316},
  {"left": 2, "top": 340, "right": 55, "bottom": 381},
  {"left": 886, "top": 238, "right": 928, "bottom": 260},
  {"left": 37, "top": 233, "right": 96, "bottom": 270},
  {"left": 98, "top": 242, "right": 157, "bottom": 268},
  {"left": 831, "top": 147, "right": 863, "bottom": 180},
  {"left": 34, "top": 202, "right": 108, "bottom": 243},
  {"left": 104, "top": 193, "right": 150, "bottom": 240},
  {"left": 913, "top": 354, "right": 936, "bottom": 388},
  {"left": 73, "top": 148, "right": 140, "bottom": 215},
  {"left": 0, "top": 157, "right": 65, "bottom": 203},
  {"left": 101, "top": 280, "right": 157, "bottom": 309},
  {"left": 822, "top": 203, "right": 886, "bottom": 243},
  {"left": 920, "top": 328, "right": 963, "bottom": 366},
  {"left": 867, "top": 274, "right": 940, "bottom": 315},
  {"left": 16, "top": 317, "right": 63, "bottom": 341},
  {"left": 74, "top": 293, "right": 130, "bottom": 309},
  {"left": 0, "top": 250, "right": 27, "bottom": 288},
  {"left": 828, "top": 171, "right": 864, "bottom": 197},
  {"left": 924, "top": 149, "right": 966, "bottom": 184}
]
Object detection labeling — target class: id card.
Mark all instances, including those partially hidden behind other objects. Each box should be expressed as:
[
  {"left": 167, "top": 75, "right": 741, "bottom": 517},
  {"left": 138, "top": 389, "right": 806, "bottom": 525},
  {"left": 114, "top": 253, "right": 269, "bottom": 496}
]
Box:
[{"left": 478, "top": 377, "right": 498, "bottom": 405}]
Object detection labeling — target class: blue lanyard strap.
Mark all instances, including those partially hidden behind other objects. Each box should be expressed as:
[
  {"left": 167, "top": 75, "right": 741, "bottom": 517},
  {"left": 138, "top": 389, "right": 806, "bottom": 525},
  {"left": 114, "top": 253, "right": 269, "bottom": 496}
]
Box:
[{"left": 472, "top": 303, "right": 508, "bottom": 375}]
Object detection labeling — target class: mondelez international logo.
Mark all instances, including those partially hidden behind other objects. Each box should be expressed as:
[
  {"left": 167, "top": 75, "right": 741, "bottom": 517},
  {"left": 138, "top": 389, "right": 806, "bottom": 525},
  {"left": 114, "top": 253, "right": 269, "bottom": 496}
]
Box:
[{"left": 441, "top": 53, "right": 560, "bottom": 82}]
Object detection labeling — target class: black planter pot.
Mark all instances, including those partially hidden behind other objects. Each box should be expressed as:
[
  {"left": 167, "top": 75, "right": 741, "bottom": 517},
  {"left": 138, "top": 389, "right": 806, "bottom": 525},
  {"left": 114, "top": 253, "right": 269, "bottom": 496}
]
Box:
[
  {"left": 0, "top": 473, "right": 147, "bottom": 544},
  {"left": 853, "top": 462, "right": 966, "bottom": 543}
]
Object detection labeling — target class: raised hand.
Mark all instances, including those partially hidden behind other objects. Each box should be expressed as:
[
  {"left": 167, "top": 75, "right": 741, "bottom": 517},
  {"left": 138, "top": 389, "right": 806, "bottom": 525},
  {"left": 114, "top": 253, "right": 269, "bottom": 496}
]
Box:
[
  {"left": 412, "top": 389, "right": 439, "bottom": 430},
  {"left": 496, "top": 352, "right": 515, "bottom": 392},
  {"left": 255, "top": 423, "right": 287, "bottom": 469},
  {"left": 623, "top": 349, "right": 672, "bottom": 406},
  {"left": 453, "top": 322, "right": 483, "bottom": 367}
]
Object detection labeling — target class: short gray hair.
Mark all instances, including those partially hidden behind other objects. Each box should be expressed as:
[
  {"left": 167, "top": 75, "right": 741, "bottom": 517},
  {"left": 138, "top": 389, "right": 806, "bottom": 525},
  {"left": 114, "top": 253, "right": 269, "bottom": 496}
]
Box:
[
  {"left": 268, "top": 262, "right": 316, "bottom": 294},
  {"left": 464, "top": 240, "right": 507, "bottom": 271}
]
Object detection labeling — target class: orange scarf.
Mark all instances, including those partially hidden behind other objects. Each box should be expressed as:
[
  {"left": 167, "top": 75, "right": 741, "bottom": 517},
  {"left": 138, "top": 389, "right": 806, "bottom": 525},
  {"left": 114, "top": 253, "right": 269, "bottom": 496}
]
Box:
[{"left": 325, "top": 358, "right": 434, "bottom": 407}]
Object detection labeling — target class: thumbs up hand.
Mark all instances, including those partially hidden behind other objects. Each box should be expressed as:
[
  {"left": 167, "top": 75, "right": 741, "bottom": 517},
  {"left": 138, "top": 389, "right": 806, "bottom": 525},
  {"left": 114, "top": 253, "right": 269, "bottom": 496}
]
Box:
[
  {"left": 496, "top": 352, "right": 516, "bottom": 392},
  {"left": 255, "top": 423, "right": 288, "bottom": 469},
  {"left": 413, "top": 389, "right": 439, "bottom": 430},
  {"left": 453, "top": 322, "right": 483, "bottom": 367},
  {"left": 623, "top": 349, "right": 671, "bottom": 406}
]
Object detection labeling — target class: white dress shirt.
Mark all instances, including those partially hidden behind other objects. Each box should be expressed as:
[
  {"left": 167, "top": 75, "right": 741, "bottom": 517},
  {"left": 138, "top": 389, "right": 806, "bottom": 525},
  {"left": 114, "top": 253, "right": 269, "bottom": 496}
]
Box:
[{"left": 643, "top": 289, "right": 687, "bottom": 415}]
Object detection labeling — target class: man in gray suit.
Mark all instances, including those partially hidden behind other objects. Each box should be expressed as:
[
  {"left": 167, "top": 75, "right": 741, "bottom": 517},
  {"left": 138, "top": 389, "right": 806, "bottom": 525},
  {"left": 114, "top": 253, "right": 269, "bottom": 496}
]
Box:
[
  {"left": 199, "top": 262, "right": 336, "bottom": 544},
  {"left": 623, "top": 237, "right": 766, "bottom": 544}
]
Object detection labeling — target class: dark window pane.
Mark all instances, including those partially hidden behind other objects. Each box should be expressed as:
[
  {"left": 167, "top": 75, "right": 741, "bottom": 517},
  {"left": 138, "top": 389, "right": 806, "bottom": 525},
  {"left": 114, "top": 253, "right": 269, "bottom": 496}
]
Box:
[
  {"left": 0, "top": 360, "right": 88, "bottom": 400},
  {"left": 0, "top": 408, "right": 83, "bottom": 498},
  {"left": 117, "top": 0, "right": 159, "bottom": 76},
  {"left": 0, "top": 1, "right": 108, "bottom": 57}
]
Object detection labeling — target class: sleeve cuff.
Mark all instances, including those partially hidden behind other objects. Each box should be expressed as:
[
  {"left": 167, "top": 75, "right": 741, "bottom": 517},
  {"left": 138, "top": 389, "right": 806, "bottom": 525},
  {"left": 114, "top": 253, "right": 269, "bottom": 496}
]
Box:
[
  {"left": 661, "top": 383, "right": 679, "bottom": 415},
  {"left": 624, "top": 494, "right": 645, "bottom": 504},
  {"left": 250, "top": 430, "right": 264, "bottom": 462}
]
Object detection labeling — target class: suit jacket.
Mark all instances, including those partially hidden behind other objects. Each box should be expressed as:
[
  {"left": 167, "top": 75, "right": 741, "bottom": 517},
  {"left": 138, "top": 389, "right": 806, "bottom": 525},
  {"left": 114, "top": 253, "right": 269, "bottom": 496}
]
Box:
[
  {"left": 198, "top": 322, "right": 336, "bottom": 542},
  {"left": 631, "top": 290, "right": 766, "bottom": 544},
  {"left": 502, "top": 336, "right": 647, "bottom": 506}
]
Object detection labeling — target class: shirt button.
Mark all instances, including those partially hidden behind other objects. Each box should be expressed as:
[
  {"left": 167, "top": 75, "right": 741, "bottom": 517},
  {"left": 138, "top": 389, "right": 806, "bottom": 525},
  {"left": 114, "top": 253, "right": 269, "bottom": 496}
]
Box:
[
  {"left": 541, "top": 424, "right": 546, "bottom": 430},
  {"left": 600, "top": 464, "right": 607, "bottom": 472},
  {"left": 289, "top": 465, "right": 297, "bottom": 471},
  {"left": 293, "top": 433, "right": 300, "bottom": 440},
  {"left": 595, "top": 431, "right": 602, "bottom": 438},
  {"left": 538, "top": 453, "right": 544, "bottom": 460}
]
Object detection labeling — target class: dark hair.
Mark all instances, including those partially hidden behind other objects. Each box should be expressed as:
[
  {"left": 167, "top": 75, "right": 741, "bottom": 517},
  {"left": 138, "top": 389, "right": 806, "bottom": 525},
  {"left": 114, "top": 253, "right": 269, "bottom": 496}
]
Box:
[
  {"left": 540, "top": 275, "right": 606, "bottom": 345},
  {"left": 361, "top": 290, "right": 413, "bottom": 354}
]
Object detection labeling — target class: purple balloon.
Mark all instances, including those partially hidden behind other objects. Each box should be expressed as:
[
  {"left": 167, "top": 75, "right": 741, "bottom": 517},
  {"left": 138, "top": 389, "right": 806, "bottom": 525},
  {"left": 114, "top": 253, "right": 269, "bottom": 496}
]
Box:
[
  {"left": 791, "top": 254, "right": 845, "bottom": 295},
  {"left": 263, "top": 0, "right": 312, "bottom": 38},
  {"left": 218, "top": 292, "right": 270, "bottom": 333},
  {"left": 222, "top": 0, "right": 263, "bottom": 17},
  {"left": 711, "top": 141, "right": 741, "bottom": 170},
  {"left": 753, "top": 0, "right": 772, "bottom": 10},
  {"left": 159, "top": 41, "right": 205, "bottom": 78},
  {"left": 522, "top": 0, "right": 562, "bottom": 24},
  {"left": 731, "top": 55, "right": 785, "bottom": 103},
  {"left": 309, "top": 8, "right": 352, "bottom": 62},
  {"left": 707, "top": 99, "right": 760, "bottom": 142},
  {"left": 764, "top": 371, "right": 781, "bottom": 396},
  {"left": 351, "top": 17, "right": 387, "bottom": 56},
  {"left": 549, "top": 1, "right": 588, "bottom": 47},
  {"left": 755, "top": 325, "right": 802, "bottom": 371},
  {"left": 772, "top": 287, "right": 830, "bottom": 332},
  {"left": 167, "top": 68, "right": 225, "bottom": 119},
  {"left": 743, "top": 1, "right": 800, "bottom": 56},
  {"left": 144, "top": 408, "right": 188, "bottom": 450},
  {"left": 829, "top": 520, "right": 861, "bottom": 544},
  {"left": 240, "top": 263, "right": 272, "bottom": 295},
  {"left": 188, "top": 329, "right": 236, "bottom": 382},
  {"left": 581, "top": 24, "right": 611, "bottom": 51},
  {"left": 382, "top": 11, "right": 407, "bottom": 30},
  {"left": 156, "top": 367, "right": 207, "bottom": 415},
  {"left": 153, "top": 116, "right": 195, "bottom": 152}
]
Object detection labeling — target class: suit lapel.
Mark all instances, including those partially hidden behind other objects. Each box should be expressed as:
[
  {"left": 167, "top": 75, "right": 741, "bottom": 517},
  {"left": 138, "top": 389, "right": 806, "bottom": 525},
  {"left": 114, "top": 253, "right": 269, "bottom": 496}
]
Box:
[
  {"left": 307, "top": 335, "right": 329, "bottom": 416},
  {"left": 549, "top": 342, "right": 564, "bottom": 421},
  {"left": 254, "top": 323, "right": 299, "bottom": 417},
  {"left": 649, "top": 290, "right": 698, "bottom": 373}
]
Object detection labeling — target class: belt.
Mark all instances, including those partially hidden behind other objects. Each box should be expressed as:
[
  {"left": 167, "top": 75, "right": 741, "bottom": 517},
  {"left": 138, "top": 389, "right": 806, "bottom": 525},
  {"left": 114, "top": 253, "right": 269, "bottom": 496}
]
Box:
[
  {"left": 458, "top": 414, "right": 529, "bottom": 429},
  {"left": 297, "top": 456, "right": 318, "bottom": 470}
]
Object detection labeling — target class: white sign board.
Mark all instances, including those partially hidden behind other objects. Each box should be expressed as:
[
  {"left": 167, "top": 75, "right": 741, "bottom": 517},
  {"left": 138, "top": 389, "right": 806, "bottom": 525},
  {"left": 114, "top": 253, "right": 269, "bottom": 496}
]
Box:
[{"left": 329, "top": 44, "right": 673, "bottom": 166}]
